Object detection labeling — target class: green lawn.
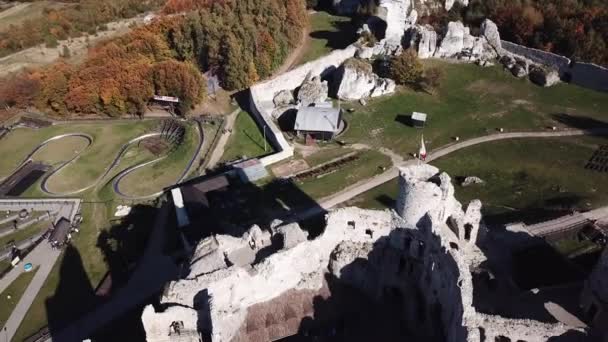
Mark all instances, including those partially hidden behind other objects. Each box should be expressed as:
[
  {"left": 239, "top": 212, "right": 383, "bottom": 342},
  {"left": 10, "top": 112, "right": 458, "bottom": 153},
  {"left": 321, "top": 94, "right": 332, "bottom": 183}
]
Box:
[
  {"left": 0, "top": 267, "right": 38, "bottom": 328},
  {"left": 0, "top": 121, "right": 158, "bottom": 194},
  {"left": 345, "top": 137, "right": 608, "bottom": 225},
  {"left": 220, "top": 111, "right": 273, "bottom": 163},
  {"left": 341, "top": 60, "right": 608, "bottom": 159},
  {"left": 298, "top": 150, "right": 391, "bottom": 200},
  {"left": 297, "top": 11, "right": 357, "bottom": 65},
  {"left": 117, "top": 122, "right": 200, "bottom": 197}
]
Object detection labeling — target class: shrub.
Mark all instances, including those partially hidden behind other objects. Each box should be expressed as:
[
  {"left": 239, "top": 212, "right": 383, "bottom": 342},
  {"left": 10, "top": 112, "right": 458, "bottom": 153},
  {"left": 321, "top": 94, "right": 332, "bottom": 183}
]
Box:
[{"left": 390, "top": 49, "right": 423, "bottom": 86}]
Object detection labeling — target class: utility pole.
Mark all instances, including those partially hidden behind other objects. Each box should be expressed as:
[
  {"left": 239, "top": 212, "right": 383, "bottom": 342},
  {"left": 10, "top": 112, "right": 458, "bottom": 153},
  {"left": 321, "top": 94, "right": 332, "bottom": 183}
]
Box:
[{"left": 263, "top": 125, "right": 267, "bottom": 152}]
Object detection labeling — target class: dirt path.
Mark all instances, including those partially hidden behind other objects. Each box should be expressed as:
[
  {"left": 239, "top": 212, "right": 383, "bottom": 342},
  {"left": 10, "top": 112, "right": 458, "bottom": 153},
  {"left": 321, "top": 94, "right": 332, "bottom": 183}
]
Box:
[
  {"left": 291, "top": 128, "right": 608, "bottom": 219},
  {"left": 205, "top": 108, "right": 241, "bottom": 169}
]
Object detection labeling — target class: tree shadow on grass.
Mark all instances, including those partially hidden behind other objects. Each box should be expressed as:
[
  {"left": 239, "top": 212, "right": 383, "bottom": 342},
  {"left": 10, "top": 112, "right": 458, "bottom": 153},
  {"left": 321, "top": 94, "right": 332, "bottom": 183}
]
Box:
[
  {"left": 552, "top": 113, "right": 608, "bottom": 134},
  {"left": 309, "top": 19, "right": 358, "bottom": 51},
  {"left": 43, "top": 201, "right": 181, "bottom": 342},
  {"left": 45, "top": 245, "right": 100, "bottom": 337}
]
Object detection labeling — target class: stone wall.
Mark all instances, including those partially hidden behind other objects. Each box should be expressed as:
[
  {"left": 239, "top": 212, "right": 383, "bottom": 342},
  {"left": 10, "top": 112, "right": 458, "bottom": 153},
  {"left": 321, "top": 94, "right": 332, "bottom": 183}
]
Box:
[
  {"left": 569, "top": 62, "right": 608, "bottom": 93},
  {"left": 501, "top": 40, "right": 608, "bottom": 92}
]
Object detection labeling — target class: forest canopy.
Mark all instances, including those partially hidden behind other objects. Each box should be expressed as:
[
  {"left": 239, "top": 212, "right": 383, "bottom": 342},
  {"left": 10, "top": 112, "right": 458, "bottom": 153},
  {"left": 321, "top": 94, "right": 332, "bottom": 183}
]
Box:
[{"left": 0, "top": 0, "right": 307, "bottom": 117}]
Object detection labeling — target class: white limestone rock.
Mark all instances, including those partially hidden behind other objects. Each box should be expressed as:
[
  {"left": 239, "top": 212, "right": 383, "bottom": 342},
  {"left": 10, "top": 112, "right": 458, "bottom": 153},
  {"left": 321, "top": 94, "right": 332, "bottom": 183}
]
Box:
[
  {"left": 445, "top": 0, "right": 469, "bottom": 11},
  {"left": 275, "top": 222, "right": 309, "bottom": 249},
  {"left": 356, "top": 45, "right": 375, "bottom": 60},
  {"left": 273, "top": 89, "right": 294, "bottom": 107},
  {"left": 297, "top": 73, "right": 329, "bottom": 106},
  {"left": 407, "top": 25, "right": 438, "bottom": 59},
  {"left": 377, "top": 0, "right": 414, "bottom": 43},
  {"left": 335, "top": 59, "right": 396, "bottom": 101},
  {"left": 434, "top": 21, "right": 466, "bottom": 58},
  {"left": 461, "top": 176, "right": 485, "bottom": 187},
  {"left": 481, "top": 19, "right": 502, "bottom": 52}
]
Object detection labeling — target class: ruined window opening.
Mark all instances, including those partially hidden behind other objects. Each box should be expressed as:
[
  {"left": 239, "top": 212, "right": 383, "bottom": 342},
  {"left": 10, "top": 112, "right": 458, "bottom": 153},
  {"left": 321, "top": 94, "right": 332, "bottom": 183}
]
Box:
[
  {"left": 516, "top": 340, "right": 527, "bottom": 342},
  {"left": 464, "top": 223, "right": 473, "bottom": 241},
  {"left": 408, "top": 262, "right": 414, "bottom": 275},
  {"left": 458, "top": 280, "right": 463, "bottom": 288},
  {"left": 365, "top": 229, "right": 373, "bottom": 238},
  {"left": 479, "top": 328, "right": 486, "bottom": 342},
  {"left": 347, "top": 221, "right": 356, "bottom": 229},
  {"left": 404, "top": 237, "right": 411, "bottom": 250},
  {"left": 450, "top": 242, "right": 459, "bottom": 250},
  {"left": 495, "top": 336, "right": 511, "bottom": 342}
]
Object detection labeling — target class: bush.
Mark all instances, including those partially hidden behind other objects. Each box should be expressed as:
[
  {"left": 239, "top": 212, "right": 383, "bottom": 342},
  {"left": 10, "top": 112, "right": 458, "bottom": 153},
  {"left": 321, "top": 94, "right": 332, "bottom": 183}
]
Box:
[
  {"left": 421, "top": 67, "right": 443, "bottom": 94},
  {"left": 390, "top": 49, "right": 423, "bottom": 86}
]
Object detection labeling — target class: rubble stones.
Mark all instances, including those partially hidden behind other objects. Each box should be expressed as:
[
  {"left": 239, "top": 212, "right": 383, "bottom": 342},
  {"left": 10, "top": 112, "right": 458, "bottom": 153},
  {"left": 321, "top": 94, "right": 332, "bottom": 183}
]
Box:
[
  {"left": 461, "top": 176, "right": 485, "bottom": 187},
  {"left": 529, "top": 66, "right": 560, "bottom": 87}
]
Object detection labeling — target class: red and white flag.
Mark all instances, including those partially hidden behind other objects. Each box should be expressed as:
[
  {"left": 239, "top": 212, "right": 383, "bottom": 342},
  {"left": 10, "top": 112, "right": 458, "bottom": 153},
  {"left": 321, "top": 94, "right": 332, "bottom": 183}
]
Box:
[{"left": 419, "top": 135, "right": 427, "bottom": 161}]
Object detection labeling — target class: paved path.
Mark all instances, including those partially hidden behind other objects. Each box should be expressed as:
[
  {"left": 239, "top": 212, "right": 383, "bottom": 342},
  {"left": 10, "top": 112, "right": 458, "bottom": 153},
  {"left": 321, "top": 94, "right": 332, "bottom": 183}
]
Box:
[
  {"left": 314, "top": 129, "right": 608, "bottom": 213},
  {"left": 1, "top": 243, "right": 61, "bottom": 342},
  {"left": 206, "top": 108, "right": 241, "bottom": 169}
]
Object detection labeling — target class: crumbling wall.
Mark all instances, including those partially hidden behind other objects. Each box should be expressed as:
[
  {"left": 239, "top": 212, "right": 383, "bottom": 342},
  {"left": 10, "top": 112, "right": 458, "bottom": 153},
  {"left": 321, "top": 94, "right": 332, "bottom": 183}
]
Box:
[
  {"left": 142, "top": 166, "right": 585, "bottom": 342},
  {"left": 501, "top": 40, "right": 608, "bottom": 92}
]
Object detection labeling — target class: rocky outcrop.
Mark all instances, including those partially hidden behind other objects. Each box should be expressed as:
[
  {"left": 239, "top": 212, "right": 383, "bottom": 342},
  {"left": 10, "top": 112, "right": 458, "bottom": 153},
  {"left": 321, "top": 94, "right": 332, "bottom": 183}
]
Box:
[
  {"left": 481, "top": 19, "right": 502, "bottom": 52},
  {"left": 335, "top": 58, "right": 396, "bottom": 101},
  {"left": 296, "top": 73, "right": 329, "bottom": 106},
  {"left": 445, "top": 0, "right": 469, "bottom": 11},
  {"left": 433, "top": 21, "right": 496, "bottom": 62},
  {"left": 273, "top": 89, "right": 294, "bottom": 107},
  {"left": 501, "top": 55, "right": 530, "bottom": 78},
  {"left": 529, "top": 65, "right": 560, "bottom": 87},
  {"left": 406, "top": 24, "right": 438, "bottom": 58}
]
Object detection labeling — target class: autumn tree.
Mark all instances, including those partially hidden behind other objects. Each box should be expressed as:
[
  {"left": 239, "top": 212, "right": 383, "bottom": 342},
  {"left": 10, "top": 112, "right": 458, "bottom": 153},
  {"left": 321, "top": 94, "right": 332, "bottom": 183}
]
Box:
[
  {"left": 152, "top": 60, "right": 206, "bottom": 115},
  {"left": 0, "top": 72, "right": 41, "bottom": 108},
  {"left": 390, "top": 49, "right": 424, "bottom": 86}
]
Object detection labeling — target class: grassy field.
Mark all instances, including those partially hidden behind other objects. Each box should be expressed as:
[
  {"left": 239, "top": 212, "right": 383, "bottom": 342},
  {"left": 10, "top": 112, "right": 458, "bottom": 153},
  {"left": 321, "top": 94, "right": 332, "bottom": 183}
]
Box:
[
  {"left": 220, "top": 111, "right": 272, "bottom": 163},
  {"left": 0, "top": 219, "right": 52, "bottom": 249},
  {"left": 345, "top": 137, "right": 608, "bottom": 224},
  {"left": 118, "top": 123, "right": 200, "bottom": 197},
  {"left": 0, "top": 121, "right": 157, "bottom": 191},
  {"left": 0, "top": 266, "right": 38, "bottom": 328},
  {"left": 297, "top": 11, "right": 357, "bottom": 65},
  {"left": 340, "top": 61, "right": 608, "bottom": 158},
  {"left": 298, "top": 150, "right": 391, "bottom": 200}
]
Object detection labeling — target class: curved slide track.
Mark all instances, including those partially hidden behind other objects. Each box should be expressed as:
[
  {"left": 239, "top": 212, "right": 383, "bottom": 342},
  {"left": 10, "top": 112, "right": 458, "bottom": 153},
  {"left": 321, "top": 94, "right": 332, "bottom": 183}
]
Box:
[{"left": 3, "top": 122, "right": 204, "bottom": 199}]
